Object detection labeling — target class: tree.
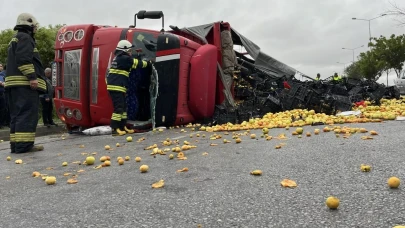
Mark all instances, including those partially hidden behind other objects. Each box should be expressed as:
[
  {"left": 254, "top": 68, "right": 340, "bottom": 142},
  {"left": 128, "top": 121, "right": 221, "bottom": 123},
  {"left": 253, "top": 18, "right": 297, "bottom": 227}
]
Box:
[
  {"left": 0, "top": 24, "right": 63, "bottom": 68},
  {"left": 356, "top": 51, "right": 385, "bottom": 81},
  {"left": 369, "top": 34, "right": 405, "bottom": 78},
  {"left": 344, "top": 62, "right": 363, "bottom": 79},
  {"left": 386, "top": 0, "right": 405, "bottom": 26}
]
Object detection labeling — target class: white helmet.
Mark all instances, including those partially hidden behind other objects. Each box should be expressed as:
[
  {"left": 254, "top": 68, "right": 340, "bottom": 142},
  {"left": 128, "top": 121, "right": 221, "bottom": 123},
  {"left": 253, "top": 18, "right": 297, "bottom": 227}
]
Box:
[
  {"left": 16, "top": 13, "right": 39, "bottom": 27},
  {"left": 116, "top": 40, "right": 134, "bottom": 52}
]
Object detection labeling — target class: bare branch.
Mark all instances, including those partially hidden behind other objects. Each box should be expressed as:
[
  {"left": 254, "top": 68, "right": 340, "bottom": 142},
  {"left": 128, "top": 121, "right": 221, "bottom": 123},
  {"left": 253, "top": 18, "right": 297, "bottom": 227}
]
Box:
[{"left": 384, "top": 0, "right": 405, "bottom": 26}]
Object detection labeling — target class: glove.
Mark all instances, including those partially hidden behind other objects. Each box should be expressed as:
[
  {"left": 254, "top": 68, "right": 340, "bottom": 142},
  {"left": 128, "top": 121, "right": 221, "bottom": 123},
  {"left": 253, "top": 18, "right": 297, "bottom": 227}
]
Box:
[{"left": 147, "top": 60, "right": 153, "bottom": 69}]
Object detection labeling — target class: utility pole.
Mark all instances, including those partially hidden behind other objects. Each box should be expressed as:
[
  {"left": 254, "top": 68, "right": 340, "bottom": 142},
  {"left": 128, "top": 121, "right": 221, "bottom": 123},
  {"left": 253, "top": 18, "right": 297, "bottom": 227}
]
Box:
[
  {"left": 352, "top": 14, "right": 387, "bottom": 43},
  {"left": 342, "top": 45, "right": 364, "bottom": 62}
]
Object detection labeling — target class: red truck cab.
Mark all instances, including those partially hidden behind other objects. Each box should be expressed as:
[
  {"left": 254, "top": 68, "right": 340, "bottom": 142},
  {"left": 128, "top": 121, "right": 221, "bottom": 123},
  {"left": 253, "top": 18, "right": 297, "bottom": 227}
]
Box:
[{"left": 53, "top": 12, "right": 220, "bottom": 131}]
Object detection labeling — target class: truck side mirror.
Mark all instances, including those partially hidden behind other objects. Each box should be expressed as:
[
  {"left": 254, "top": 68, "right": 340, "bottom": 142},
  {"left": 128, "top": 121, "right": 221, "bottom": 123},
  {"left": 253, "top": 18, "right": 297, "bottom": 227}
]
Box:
[{"left": 134, "top": 10, "right": 165, "bottom": 33}]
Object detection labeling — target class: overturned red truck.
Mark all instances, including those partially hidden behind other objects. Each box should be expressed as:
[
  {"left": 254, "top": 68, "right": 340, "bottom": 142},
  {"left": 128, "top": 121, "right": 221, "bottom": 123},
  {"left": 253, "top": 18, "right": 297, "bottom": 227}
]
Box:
[{"left": 52, "top": 10, "right": 301, "bottom": 131}]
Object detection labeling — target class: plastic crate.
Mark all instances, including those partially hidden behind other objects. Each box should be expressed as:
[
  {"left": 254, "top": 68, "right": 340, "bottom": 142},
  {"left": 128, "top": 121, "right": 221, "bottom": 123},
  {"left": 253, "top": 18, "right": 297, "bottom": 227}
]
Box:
[
  {"left": 235, "top": 87, "right": 253, "bottom": 98},
  {"left": 348, "top": 86, "right": 363, "bottom": 96},
  {"left": 328, "top": 85, "right": 349, "bottom": 96}
]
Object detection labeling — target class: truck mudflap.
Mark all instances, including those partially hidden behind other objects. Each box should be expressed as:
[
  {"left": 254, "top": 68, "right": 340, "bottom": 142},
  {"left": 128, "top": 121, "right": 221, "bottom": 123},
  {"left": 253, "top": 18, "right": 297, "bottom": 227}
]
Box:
[{"left": 153, "top": 33, "right": 180, "bottom": 127}]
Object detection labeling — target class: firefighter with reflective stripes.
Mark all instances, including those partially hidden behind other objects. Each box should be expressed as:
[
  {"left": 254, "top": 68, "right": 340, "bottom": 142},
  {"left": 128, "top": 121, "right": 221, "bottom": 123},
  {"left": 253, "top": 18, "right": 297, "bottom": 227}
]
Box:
[
  {"left": 106, "top": 40, "right": 150, "bottom": 136},
  {"left": 315, "top": 73, "right": 321, "bottom": 81},
  {"left": 5, "top": 13, "right": 47, "bottom": 153},
  {"left": 332, "top": 72, "right": 342, "bottom": 83}
]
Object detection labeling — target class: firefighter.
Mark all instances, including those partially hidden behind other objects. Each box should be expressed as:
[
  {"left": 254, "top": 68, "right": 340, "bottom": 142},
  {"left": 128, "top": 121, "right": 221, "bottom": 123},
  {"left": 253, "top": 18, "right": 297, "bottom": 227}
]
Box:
[
  {"left": 5, "top": 13, "right": 47, "bottom": 153},
  {"left": 106, "top": 40, "right": 151, "bottom": 136},
  {"left": 332, "top": 72, "right": 342, "bottom": 83},
  {"left": 315, "top": 73, "right": 321, "bottom": 81}
]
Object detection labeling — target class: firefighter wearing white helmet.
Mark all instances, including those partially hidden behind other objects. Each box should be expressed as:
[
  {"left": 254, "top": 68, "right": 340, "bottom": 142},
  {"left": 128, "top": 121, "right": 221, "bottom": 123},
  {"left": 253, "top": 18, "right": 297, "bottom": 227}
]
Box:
[
  {"left": 4, "top": 13, "right": 47, "bottom": 153},
  {"left": 106, "top": 39, "right": 151, "bottom": 136}
]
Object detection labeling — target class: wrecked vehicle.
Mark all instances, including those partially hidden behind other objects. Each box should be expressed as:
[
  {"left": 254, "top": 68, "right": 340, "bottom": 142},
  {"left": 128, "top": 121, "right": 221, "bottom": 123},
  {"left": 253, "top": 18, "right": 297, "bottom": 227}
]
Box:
[{"left": 52, "top": 10, "right": 401, "bottom": 131}]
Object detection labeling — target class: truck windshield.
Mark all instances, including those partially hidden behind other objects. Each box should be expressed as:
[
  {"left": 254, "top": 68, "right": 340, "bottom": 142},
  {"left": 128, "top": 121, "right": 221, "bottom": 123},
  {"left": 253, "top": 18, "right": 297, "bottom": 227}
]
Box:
[{"left": 132, "top": 31, "right": 157, "bottom": 61}]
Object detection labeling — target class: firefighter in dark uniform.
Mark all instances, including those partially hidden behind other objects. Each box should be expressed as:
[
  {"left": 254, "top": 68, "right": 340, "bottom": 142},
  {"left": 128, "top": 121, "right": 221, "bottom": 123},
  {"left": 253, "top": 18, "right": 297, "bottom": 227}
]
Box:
[
  {"left": 106, "top": 40, "right": 151, "bottom": 136},
  {"left": 5, "top": 13, "right": 47, "bottom": 153}
]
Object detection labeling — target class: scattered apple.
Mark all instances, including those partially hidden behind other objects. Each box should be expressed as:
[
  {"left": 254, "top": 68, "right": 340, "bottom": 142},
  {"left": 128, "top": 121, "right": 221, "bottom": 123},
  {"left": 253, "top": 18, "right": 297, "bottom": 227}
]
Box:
[
  {"left": 388, "top": 177, "right": 401, "bottom": 188},
  {"left": 100, "top": 156, "right": 108, "bottom": 162},
  {"left": 140, "top": 165, "right": 149, "bottom": 173},
  {"left": 45, "top": 176, "right": 56, "bottom": 185},
  {"left": 32, "top": 171, "right": 41, "bottom": 177},
  {"left": 86, "top": 156, "right": 95, "bottom": 165},
  {"left": 325, "top": 196, "right": 340, "bottom": 209},
  {"left": 295, "top": 127, "right": 303, "bottom": 134},
  {"left": 126, "top": 136, "right": 133, "bottom": 142},
  {"left": 135, "top": 157, "right": 141, "bottom": 162}
]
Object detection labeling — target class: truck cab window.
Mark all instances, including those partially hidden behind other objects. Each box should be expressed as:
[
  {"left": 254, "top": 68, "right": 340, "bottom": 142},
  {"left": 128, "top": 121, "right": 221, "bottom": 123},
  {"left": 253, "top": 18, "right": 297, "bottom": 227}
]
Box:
[{"left": 132, "top": 32, "right": 157, "bottom": 61}]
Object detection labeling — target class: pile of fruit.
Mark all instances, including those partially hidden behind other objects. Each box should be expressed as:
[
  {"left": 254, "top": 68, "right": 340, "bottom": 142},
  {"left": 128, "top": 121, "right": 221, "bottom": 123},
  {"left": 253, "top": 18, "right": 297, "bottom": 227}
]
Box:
[{"left": 196, "top": 98, "right": 404, "bottom": 132}]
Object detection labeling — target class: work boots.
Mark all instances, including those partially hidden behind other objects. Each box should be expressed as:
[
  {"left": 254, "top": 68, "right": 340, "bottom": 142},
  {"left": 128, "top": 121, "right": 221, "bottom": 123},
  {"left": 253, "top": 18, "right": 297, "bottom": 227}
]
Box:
[
  {"left": 124, "top": 126, "right": 134, "bottom": 134},
  {"left": 13, "top": 145, "right": 44, "bottom": 154},
  {"left": 112, "top": 128, "right": 126, "bottom": 136}
]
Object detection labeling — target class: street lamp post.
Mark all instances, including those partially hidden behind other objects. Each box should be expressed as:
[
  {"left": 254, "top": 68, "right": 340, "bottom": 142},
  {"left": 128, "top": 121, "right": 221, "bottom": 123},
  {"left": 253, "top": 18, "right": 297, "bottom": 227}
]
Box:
[
  {"left": 337, "top": 61, "right": 352, "bottom": 75},
  {"left": 342, "top": 45, "right": 364, "bottom": 62},
  {"left": 352, "top": 14, "right": 387, "bottom": 42}
]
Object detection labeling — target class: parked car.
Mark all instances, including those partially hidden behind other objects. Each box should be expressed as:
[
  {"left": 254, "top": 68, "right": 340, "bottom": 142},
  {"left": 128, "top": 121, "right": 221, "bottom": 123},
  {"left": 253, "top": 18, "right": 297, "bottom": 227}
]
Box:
[{"left": 394, "top": 70, "right": 405, "bottom": 95}]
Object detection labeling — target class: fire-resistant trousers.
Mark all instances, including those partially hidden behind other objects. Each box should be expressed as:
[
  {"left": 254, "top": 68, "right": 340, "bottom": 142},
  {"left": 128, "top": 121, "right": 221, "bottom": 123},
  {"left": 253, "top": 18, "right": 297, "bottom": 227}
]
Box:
[
  {"left": 109, "top": 91, "right": 128, "bottom": 130},
  {"left": 8, "top": 87, "right": 39, "bottom": 153}
]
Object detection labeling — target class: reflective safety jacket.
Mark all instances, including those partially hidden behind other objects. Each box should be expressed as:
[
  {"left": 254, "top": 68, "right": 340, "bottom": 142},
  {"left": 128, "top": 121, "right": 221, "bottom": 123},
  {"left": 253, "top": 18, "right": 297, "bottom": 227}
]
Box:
[
  {"left": 106, "top": 52, "right": 149, "bottom": 93},
  {"left": 333, "top": 76, "right": 342, "bottom": 81},
  {"left": 5, "top": 31, "right": 47, "bottom": 93}
]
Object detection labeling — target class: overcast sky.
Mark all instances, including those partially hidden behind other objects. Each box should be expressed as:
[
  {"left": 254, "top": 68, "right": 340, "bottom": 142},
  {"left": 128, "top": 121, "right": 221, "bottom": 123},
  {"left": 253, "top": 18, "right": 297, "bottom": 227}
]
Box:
[{"left": 1, "top": 0, "right": 405, "bottom": 84}]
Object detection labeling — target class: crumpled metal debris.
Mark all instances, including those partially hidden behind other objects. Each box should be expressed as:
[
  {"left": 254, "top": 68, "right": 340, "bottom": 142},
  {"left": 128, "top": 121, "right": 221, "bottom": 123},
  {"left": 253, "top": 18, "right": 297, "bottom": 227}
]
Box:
[{"left": 211, "top": 73, "right": 401, "bottom": 125}]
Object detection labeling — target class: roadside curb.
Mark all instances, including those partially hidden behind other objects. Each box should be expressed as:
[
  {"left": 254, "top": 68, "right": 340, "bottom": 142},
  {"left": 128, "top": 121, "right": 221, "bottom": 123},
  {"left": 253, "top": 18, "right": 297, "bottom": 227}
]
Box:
[{"left": 0, "top": 125, "right": 67, "bottom": 141}]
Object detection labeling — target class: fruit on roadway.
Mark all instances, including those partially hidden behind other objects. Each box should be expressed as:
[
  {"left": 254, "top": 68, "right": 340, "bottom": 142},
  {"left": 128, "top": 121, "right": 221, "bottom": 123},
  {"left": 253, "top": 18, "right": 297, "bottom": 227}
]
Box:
[
  {"left": 250, "top": 170, "right": 263, "bottom": 175},
  {"left": 45, "top": 176, "right": 56, "bottom": 185},
  {"left": 325, "top": 196, "right": 340, "bottom": 209},
  {"left": 296, "top": 127, "right": 303, "bottom": 134},
  {"left": 387, "top": 177, "right": 400, "bottom": 188},
  {"left": 140, "top": 165, "right": 149, "bottom": 173},
  {"left": 86, "top": 156, "right": 95, "bottom": 165}
]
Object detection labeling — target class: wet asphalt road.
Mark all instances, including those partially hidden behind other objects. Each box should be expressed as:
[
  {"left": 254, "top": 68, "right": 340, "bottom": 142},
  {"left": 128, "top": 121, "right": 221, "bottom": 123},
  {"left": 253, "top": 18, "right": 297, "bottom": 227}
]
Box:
[{"left": 0, "top": 121, "right": 404, "bottom": 228}]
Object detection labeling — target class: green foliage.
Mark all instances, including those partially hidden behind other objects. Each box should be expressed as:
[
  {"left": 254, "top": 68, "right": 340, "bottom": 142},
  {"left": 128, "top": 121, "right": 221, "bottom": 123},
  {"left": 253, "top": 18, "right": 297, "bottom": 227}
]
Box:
[
  {"left": 344, "top": 62, "right": 363, "bottom": 79},
  {"left": 352, "top": 33, "right": 405, "bottom": 81},
  {"left": 0, "top": 24, "right": 63, "bottom": 68},
  {"left": 0, "top": 29, "right": 15, "bottom": 65},
  {"left": 368, "top": 34, "right": 405, "bottom": 77},
  {"left": 356, "top": 51, "right": 385, "bottom": 80}
]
